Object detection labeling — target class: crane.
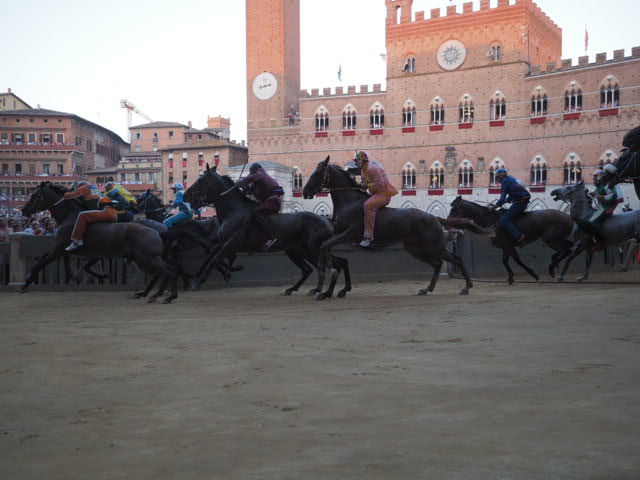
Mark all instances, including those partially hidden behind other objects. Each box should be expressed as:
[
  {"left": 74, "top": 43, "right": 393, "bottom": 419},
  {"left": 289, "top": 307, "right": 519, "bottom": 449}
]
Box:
[{"left": 120, "top": 99, "right": 154, "bottom": 141}]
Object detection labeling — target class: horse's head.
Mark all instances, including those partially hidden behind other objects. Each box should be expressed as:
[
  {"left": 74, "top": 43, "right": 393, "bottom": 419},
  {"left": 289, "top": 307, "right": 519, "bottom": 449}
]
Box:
[
  {"left": 551, "top": 180, "right": 584, "bottom": 203},
  {"left": 303, "top": 156, "right": 331, "bottom": 199},
  {"left": 449, "top": 196, "right": 463, "bottom": 217},
  {"left": 22, "top": 182, "right": 66, "bottom": 217}
]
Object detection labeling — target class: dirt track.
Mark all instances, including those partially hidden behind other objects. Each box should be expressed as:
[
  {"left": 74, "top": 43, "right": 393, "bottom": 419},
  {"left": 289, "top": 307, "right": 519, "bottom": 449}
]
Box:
[{"left": 1, "top": 275, "right": 640, "bottom": 479}]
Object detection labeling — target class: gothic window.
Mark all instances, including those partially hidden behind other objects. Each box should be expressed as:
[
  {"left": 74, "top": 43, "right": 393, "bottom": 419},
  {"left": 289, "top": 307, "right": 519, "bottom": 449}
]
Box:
[
  {"left": 429, "top": 161, "right": 445, "bottom": 189},
  {"left": 430, "top": 97, "right": 445, "bottom": 125},
  {"left": 458, "top": 94, "right": 474, "bottom": 123},
  {"left": 342, "top": 104, "right": 357, "bottom": 131},
  {"left": 529, "top": 156, "right": 548, "bottom": 186},
  {"left": 370, "top": 102, "right": 385, "bottom": 129},
  {"left": 564, "top": 153, "right": 583, "bottom": 184},
  {"left": 292, "top": 167, "right": 303, "bottom": 193},
  {"left": 403, "top": 56, "right": 416, "bottom": 73},
  {"left": 564, "top": 81, "right": 583, "bottom": 112},
  {"left": 490, "top": 91, "right": 507, "bottom": 120},
  {"left": 402, "top": 163, "right": 417, "bottom": 190},
  {"left": 314, "top": 106, "right": 329, "bottom": 132},
  {"left": 488, "top": 44, "right": 502, "bottom": 62},
  {"left": 489, "top": 158, "right": 506, "bottom": 186},
  {"left": 402, "top": 100, "right": 416, "bottom": 127},
  {"left": 531, "top": 86, "right": 548, "bottom": 117},
  {"left": 458, "top": 160, "right": 474, "bottom": 187},
  {"left": 598, "top": 150, "right": 618, "bottom": 169},
  {"left": 600, "top": 75, "right": 620, "bottom": 108}
]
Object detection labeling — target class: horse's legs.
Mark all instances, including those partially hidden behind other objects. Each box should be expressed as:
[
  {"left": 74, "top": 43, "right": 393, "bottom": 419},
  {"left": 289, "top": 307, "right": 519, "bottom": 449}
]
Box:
[
  {"left": 332, "top": 255, "right": 352, "bottom": 298},
  {"left": 282, "top": 249, "right": 313, "bottom": 296},
  {"left": 194, "top": 235, "right": 244, "bottom": 291},
  {"left": 131, "top": 276, "right": 160, "bottom": 299},
  {"left": 403, "top": 243, "right": 444, "bottom": 295},
  {"left": 21, "top": 246, "right": 65, "bottom": 292},
  {"left": 83, "top": 258, "right": 108, "bottom": 283},
  {"left": 510, "top": 248, "right": 539, "bottom": 281},
  {"left": 558, "top": 240, "right": 588, "bottom": 281},
  {"left": 577, "top": 246, "right": 594, "bottom": 282},
  {"left": 547, "top": 240, "right": 573, "bottom": 278},
  {"left": 439, "top": 248, "right": 474, "bottom": 295},
  {"left": 317, "top": 230, "right": 354, "bottom": 299},
  {"left": 501, "top": 249, "right": 515, "bottom": 285}
]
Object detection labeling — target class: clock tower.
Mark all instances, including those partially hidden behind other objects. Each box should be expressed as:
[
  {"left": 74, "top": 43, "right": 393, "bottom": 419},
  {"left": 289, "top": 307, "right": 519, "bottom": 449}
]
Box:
[{"left": 246, "top": 0, "right": 300, "bottom": 135}]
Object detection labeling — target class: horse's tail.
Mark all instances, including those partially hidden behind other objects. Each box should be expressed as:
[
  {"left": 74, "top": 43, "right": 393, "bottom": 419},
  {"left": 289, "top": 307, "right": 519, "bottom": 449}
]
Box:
[{"left": 438, "top": 217, "right": 492, "bottom": 236}]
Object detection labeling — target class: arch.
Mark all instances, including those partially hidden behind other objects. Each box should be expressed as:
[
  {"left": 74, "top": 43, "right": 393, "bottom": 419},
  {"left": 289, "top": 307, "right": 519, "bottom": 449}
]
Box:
[
  {"left": 531, "top": 85, "right": 548, "bottom": 117},
  {"left": 369, "top": 101, "right": 385, "bottom": 128},
  {"left": 314, "top": 105, "right": 329, "bottom": 132},
  {"left": 528, "top": 198, "right": 548, "bottom": 211},
  {"left": 563, "top": 152, "right": 583, "bottom": 184},
  {"left": 430, "top": 96, "right": 445, "bottom": 125},
  {"left": 488, "top": 42, "right": 503, "bottom": 61},
  {"left": 529, "top": 155, "right": 547, "bottom": 186},
  {"left": 489, "top": 90, "right": 506, "bottom": 120},
  {"left": 427, "top": 200, "right": 447, "bottom": 217},
  {"left": 290, "top": 202, "right": 304, "bottom": 213},
  {"left": 600, "top": 74, "right": 620, "bottom": 108},
  {"left": 429, "top": 160, "right": 445, "bottom": 189},
  {"left": 489, "top": 157, "right": 506, "bottom": 186},
  {"left": 402, "top": 99, "right": 416, "bottom": 127},
  {"left": 292, "top": 166, "right": 303, "bottom": 192},
  {"left": 458, "top": 93, "right": 474, "bottom": 123},
  {"left": 401, "top": 201, "right": 417, "bottom": 209},
  {"left": 313, "top": 202, "right": 332, "bottom": 218},
  {"left": 402, "top": 161, "right": 417, "bottom": 190},
  {"left": 403, "top": 53, "right": 416, "bottom": 73},
  {"left": 564, "top": 80, "right": 583, "bottom": 112},
  {"left": 599, "top": 149, "right": 618, "bottom": 168},
  {"left": 342, "top": 104, "right": 357, "bottom": 131},
  {"left": 458, "top": 159, "right": 474, "bottom": 187}
]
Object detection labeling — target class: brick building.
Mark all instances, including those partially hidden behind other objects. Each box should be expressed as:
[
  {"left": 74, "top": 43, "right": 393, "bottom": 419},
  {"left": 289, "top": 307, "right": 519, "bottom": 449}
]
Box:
[
  {"left": 86, "top": 151, "right": 162, "bottom": 197},
  {"left": 0, "top": 104, "right": 129, "bottom": 211},
  {"left": 246, "top": 0, "right": 640, "bottom": 216}
]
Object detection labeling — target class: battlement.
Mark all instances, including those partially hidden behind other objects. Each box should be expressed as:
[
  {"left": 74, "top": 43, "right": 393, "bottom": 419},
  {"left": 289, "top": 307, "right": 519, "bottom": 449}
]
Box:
[
  {"left": 528, "top": 46, "right": 640, "bottom": 76},
  {"left": 385, "top": 0, "right": 560, "bottom": 36},
  {"left": 299, "top": 84, "right": 385, "bottom": 100}
]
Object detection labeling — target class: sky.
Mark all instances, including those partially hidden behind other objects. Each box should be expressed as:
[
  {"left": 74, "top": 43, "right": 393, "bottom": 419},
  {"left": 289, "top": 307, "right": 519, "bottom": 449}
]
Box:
[{"left": 2, "top": 0, "right": 638, "bottom": 144}]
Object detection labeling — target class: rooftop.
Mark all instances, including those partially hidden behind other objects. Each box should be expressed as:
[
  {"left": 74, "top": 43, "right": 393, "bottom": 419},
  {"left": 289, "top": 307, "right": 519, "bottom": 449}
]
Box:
[
  {"left": 160, "top": 139, "right": 247, "bottom": 151},
  {"left": 130, "top": 121, "right": 188, "bottom": 129}
]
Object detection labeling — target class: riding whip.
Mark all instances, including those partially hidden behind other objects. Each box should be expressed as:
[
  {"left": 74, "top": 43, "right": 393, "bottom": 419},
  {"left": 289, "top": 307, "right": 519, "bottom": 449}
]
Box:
[{"left": 220, "top": 155, "right": 250, "bottom": 196}]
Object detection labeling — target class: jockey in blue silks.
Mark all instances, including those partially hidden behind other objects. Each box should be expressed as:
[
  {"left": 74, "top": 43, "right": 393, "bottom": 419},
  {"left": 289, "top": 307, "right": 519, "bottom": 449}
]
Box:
[
  {"left": 163, "top": 182, "right": 193, "bottom": 228},
  {"left": 490, "top": 168, "right": 531, "bottom": 245}
]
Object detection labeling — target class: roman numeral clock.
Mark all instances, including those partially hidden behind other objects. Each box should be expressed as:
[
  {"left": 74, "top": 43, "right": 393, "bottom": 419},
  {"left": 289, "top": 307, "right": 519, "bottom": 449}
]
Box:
[{"left": 252, "top": 72, "right": 278, "bottom": 100}]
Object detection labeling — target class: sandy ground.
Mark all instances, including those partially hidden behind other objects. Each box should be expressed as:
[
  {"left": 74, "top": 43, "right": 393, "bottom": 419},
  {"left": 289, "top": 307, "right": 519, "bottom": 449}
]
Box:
[{"left": 1, "top": 274, "right": 639, "bottom": 480}]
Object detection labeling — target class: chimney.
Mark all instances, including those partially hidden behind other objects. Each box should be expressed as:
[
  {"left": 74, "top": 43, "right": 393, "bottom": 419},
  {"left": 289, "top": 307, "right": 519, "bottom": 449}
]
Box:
[
  {"left": 188, "top": 121, "right": 192, "bottom": 128},
  {"left": 7, "top": 88, "right": 12, "bottom": 93}
]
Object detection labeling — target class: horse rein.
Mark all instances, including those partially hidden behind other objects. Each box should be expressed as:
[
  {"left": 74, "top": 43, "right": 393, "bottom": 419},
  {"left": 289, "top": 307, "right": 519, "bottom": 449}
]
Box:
[{"left": 316, "top": 163, "right": 365, "bottom": 194}]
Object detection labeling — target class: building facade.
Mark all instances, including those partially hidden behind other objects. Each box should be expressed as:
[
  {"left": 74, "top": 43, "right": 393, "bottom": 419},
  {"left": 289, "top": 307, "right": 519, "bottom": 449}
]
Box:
[
  {"left": 246, "top": 0, "right": 640, "bottom": 216},
  {"left": 0, "top": 88, "right": 31, "bottom": 111}
]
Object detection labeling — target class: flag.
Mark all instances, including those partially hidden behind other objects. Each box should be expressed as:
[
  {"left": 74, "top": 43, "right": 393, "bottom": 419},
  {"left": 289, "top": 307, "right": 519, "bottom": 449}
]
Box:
[
  {"left": 585, "top": 25, "right": 589, "bottom": 52},
  {"left": 337, "top": 65, "right": 342, "bottom": 81}
]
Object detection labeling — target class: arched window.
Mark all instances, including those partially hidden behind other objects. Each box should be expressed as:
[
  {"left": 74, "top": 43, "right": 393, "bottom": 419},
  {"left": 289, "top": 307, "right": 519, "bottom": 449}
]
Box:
[
  {"left": 429, "top": 161, "right": 445, "bottom": 189},
  {"left": 314, "top": 106, "right": 329, "bottom": 132},
  {"left": 488, "top": 44, "right": 502, "bottom": 62},
  {"left": 402, "top": 100, "right": 416, "bottom": 127},
  {"left": 430, "top": 97, "right": 445, "bottom": 125},
  {"left": 600, "top": 75, "right": 620, "bottom": 108},
  {"left": 402, "top": 162, "right": 417, "bottom": 190},
  {"left": 489, "top": 158, "right": 506, "bottom": 186},
  {"left": 531, "top": 86, "right": 548, "bottom": 117},
  {"left": 370, "top": 102, "right": 385, "bottom": 129},
  {"left": 458, "top": 159, "right": 474, "bottom": 187},
  {"left": 342, "top": 104, "right": 357, "bottom": 131},
  {"left": 459, "top": 94, "right": 474, "bottom": 123},
  {"left": 530, "top": 155, "right": 548, "bottom": 186},
  {"left": 490, "top": 91, "right": 507, "bottom": 120},
  {"left": 598, "top": 150, "right": 618, "bottom": 169},
  {"left": 292, "top": 167, "right": 303, "bottom": 193},
  {"left": 564, "top": 81, "right": 583, "bottom": 112},
  {"left": 563, "top": 152, "right": 583, "bottom": 185},
  {"left": 403, "top": 55, "right": 416, "bottom": 73}
]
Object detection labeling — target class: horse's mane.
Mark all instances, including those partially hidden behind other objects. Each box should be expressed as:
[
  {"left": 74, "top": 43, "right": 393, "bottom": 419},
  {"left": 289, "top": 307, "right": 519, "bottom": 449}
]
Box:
[
  {"left": 45, "top": 183, "right": 69, "bottom": 195},
  {"left": 330, "top": 164, "right": 362, "bottom": 189}
]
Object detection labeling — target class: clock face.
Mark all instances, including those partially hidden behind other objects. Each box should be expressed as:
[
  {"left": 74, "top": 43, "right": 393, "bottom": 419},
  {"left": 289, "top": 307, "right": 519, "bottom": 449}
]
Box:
[
  {"left": 252, "top": 72, "right": 278, "bottom": 100},
  {"left": 437, "top": 40, "right": 467, "bottom": 71}
]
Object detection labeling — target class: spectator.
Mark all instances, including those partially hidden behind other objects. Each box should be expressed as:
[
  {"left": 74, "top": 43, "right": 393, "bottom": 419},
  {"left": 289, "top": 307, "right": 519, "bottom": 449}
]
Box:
[
  {"left": 24, "top": 220, "right": 44, "bottom": 236},
  {"left": 0, "top": 218, "right": 12, "bottom": 242},
  {"left": 43, "top": 219, "right": 57, "bottom": 236}
]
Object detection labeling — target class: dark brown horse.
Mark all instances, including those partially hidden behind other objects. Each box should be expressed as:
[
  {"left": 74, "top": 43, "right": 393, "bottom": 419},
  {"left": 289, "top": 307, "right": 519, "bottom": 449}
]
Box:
[
  {"left": 449, "top": 196, "right": 574, "bottom": 283},
  {"left": 21, "top": 182, "right": 179, "bottom": 303},
  {"left": 302, "top": 157, "right": 488, "bottom": 296}
]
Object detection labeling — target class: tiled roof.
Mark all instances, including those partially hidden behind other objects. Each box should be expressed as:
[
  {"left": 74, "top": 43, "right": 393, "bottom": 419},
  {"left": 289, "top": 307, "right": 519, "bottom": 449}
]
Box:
[{"left": 130, "top": 121, "right": 188, "bottom": 129}]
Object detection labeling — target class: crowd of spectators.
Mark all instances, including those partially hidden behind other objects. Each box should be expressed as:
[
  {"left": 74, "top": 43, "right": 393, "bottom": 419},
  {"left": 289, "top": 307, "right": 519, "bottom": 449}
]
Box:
[{"left": 0, "top": 212, "right": 57, "bottom": 242}]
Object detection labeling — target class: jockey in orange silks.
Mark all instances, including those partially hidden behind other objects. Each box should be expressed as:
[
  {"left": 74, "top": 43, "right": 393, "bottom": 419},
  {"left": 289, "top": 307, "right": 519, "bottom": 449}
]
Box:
[{"left": 353, "top": 151, "right": 398, "bottom": 247}]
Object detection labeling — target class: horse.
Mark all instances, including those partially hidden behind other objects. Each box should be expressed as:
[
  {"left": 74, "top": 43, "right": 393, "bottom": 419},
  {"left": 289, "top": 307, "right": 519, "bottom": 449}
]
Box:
[
  {"left": 449, "top": 196, "right": 574, "bottom": 284},
  {"left": 302, "top": 157, "right": 488, "bottom": 296},
  {"left": 20, "top": 182, "right": 179, "bottom": 303},
  {"left": 614, "top": 148, "right": 640, "bottom": 202},
  {"left": 135, "top": 189, "right": 167, "bottom": 222},
  {"left": 184, "top": 164, "right": 351, "bottom": 299},
  {"left": 551, "top": 181, "right": 640, "bottom": 281}
]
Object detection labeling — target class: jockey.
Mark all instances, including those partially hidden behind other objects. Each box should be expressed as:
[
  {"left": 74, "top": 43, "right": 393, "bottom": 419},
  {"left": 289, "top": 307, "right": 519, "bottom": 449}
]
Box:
[
  {"left": 584, "top": 165, "right": 624, "bottom": 234},
  {"left": 105, "top": 182, "right": 135, "bottom": 222},
  {"left": 489, "top": 167, "right": 531, "bottom": 245},
  {"left": 236, "top": 162, "right": 285, "bottom": 250},
  {"left": 353, "top": 151, "right": 398, "bottom": 247},
  {"left": 64, "top": 181, "right": 118, "bottom": 251},
  {"left": 163, "top": 182, "right": 193, "bottom": 228}
]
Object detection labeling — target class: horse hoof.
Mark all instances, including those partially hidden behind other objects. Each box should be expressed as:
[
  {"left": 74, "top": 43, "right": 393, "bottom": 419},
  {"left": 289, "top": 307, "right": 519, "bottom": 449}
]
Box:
[
  {"left": 418, "top": 289, "right": 428, "bottom": 296},
  {"left": 307, "top": 288, "right": 319, "bottom": 296},
  {"left": 557, "top": 277, "right": 564, "bottom": 282},
  {"left": 191, "top": 283, "right": 201, "bottom": 292},
  {"left": 533, "top": 275, "right": 540, "bottom": 282},
  {"left": 147, "top": 297, "right": 158, "bottom": 304},
  {"left": 337, "top": 290, "right": 347, "bottom": 298},
  {"left": 507, "top": 278, "right": 514, "bottom": 285},
  {"left": 162, "top": 297, "right": 175, "bottom": 304},
  {"left": 576, "top": 276, "right": 587, "bottom": 282},
  {"left": 282, "top": 289, "right": 294, "bottom": 296},
  {"left": 459, "top": 288, "right": 470, "bottom": 296},
  {"left": 130, "top": 293, "right": 143, "bottom": 299},
  {"left": 315, "top": 293, "right": 327, "bottom": 301}
]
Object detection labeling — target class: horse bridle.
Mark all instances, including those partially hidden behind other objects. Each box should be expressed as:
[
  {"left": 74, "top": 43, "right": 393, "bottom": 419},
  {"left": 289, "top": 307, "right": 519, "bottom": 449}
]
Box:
[{"left": 315, "top": 162, "right": 363, "bottom": 194}]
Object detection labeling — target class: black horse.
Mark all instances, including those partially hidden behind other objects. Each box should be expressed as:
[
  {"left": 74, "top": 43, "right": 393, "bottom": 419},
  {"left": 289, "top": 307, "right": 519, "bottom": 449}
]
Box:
[
  {"left": 185, "top": 165, "right": 351, "bottom": 299},
  {"left": 21, "top": 182, "right": 179, "bottom": 302},
  {"left": 614, "top": 149, "right": 640, "bottom": 202},
  {"left": 135, "top": 189, "right": 167, "bottom": 222},
  {"left": 303, "top": 157, "right": 488, "bottom": 296},
  {"left": 449, "top": 196, "right": 574, "bottom": 284}
]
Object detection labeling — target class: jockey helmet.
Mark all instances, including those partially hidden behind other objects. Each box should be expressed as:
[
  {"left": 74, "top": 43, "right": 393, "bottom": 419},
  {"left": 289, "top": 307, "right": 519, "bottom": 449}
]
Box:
[
  {"left": 75, "top": 181, "right": 88, "bottom": 189},
  {"left": 249, "top": 162, "right": 263, "bottom": 174},
  {"left": 172, "top": 182, "right": 185, "bottom": 191},
  {"left": 592, "top": 169, "right": 604, "bottom": 180},
  {"left": 105, "top": 182, "right": 115, "bottom": 191},
  {"left": 495, "top": 168, "right": 508, "bottom": 176},
  {"left": 353, "top": 151, "right": 369, "bottom": 163},
  {"left": 602, "top": 163, "right": 618, "bottom": 175}
]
